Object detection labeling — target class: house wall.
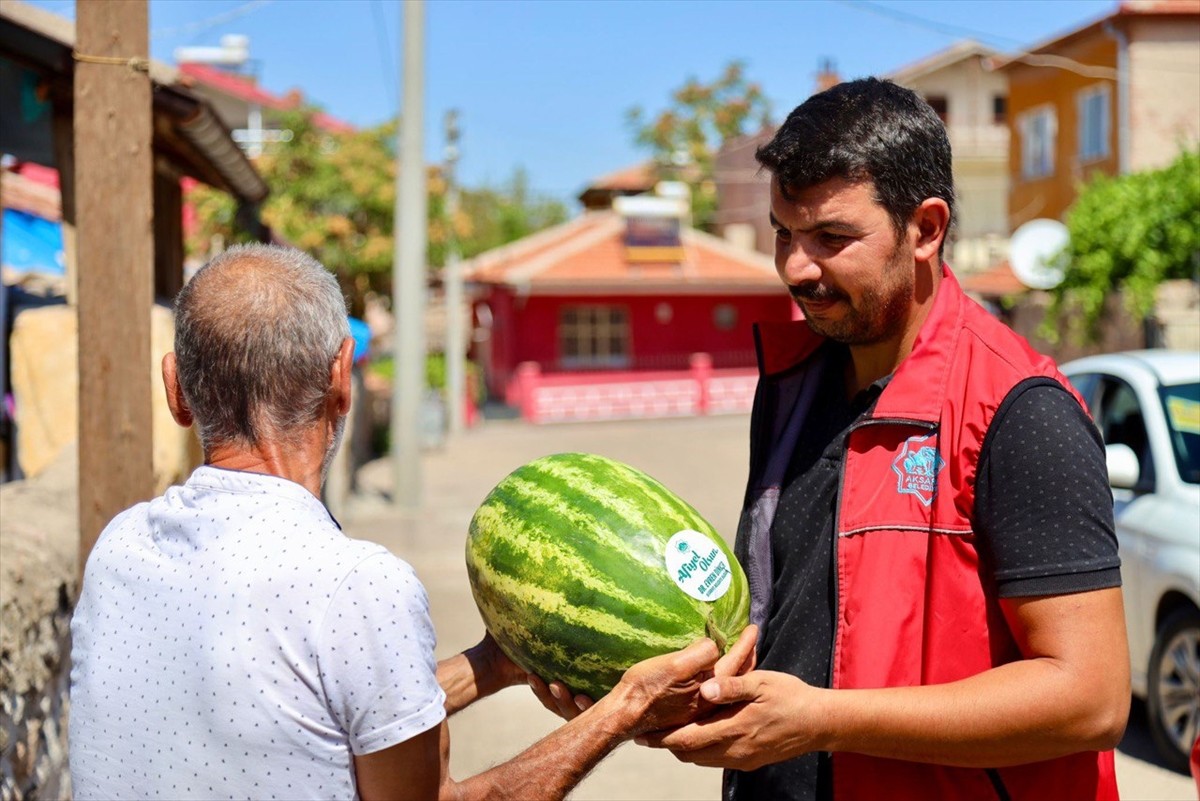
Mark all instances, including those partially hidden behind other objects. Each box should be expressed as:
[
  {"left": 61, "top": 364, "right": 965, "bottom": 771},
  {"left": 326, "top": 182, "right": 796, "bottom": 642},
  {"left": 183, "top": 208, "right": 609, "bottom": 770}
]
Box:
[
  {"left": 1127, "top": 16, "right": 1200, "bottom": 172},
  {"left": 713, "top": 131, "right": 775, "bottom": 256},
  {"left": 477, "top": 289, "right": 793, "bottom": 401},
  {"left": 1006, "top": 33, "right": 1119, "bottom": 230},
  {"left": 901, "top": 55, "right": 1009, "bottom": 155},
  {"left": 897, "top": 55, "right": 1011, "bottom": 273},
  {"left": 950, "top": 161, "right": 1010, "bottom": 273}
]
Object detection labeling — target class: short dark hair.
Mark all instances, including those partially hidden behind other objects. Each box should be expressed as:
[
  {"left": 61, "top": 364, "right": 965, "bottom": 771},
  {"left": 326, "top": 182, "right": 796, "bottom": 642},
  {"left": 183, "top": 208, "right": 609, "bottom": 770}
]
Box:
[{"left": 756, "top": 77, "right": 955, "bottom": 251}]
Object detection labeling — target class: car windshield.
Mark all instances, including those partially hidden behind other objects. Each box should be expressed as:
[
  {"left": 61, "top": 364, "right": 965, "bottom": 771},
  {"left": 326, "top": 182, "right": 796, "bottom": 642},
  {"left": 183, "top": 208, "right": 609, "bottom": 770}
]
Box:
[{"left": 1159, "top": 381, "right": 1200, "bottom": 484}]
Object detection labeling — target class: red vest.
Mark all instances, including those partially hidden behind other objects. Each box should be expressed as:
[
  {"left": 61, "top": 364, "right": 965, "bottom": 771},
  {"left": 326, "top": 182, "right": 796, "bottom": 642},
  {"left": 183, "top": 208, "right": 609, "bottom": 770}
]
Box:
[{"left": 738, "top": 268, "right": 1119, "bottom": 801}]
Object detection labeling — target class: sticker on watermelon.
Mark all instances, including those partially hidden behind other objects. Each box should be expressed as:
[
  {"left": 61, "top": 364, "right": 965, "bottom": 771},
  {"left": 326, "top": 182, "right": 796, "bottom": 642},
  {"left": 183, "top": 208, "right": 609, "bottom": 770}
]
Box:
[{"left": 664, "top": 530, "right": 733, "bottom": 601}]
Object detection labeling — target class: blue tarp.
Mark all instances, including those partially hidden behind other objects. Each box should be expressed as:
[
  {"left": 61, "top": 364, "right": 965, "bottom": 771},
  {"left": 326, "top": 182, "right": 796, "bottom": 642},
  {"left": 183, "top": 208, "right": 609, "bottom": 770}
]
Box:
[
  {"left": 348, "top": 316, "right": 371, "bottom": 364},
  {"left": 1, "top": 208, "right": 64, "bottom": 276}
]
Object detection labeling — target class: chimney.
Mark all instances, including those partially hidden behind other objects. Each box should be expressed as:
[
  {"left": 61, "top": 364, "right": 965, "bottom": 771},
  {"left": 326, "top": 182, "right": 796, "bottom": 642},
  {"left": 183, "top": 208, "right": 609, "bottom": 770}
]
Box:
[{"left": 816, "top": 58, "right": 841, "bottom": 94}]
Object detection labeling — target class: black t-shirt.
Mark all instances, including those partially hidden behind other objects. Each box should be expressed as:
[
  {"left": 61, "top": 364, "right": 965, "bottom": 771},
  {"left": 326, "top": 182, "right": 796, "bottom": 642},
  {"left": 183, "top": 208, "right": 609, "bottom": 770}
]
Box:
[{"left": 727, "top": 344, "right": 1120, "bottom": 801}]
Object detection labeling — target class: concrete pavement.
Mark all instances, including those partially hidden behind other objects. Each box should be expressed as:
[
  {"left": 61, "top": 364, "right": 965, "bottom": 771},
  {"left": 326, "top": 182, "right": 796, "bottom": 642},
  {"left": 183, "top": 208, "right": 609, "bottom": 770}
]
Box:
[{"left": 341, "top": 414, "right": 1195, "bottom": 801}]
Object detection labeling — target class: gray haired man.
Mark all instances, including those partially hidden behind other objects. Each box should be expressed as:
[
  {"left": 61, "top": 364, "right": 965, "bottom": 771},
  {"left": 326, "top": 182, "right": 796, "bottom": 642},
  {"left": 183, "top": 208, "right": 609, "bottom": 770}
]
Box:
[{"left": 69, "top": 244, "right": 739, "bottom": 800}]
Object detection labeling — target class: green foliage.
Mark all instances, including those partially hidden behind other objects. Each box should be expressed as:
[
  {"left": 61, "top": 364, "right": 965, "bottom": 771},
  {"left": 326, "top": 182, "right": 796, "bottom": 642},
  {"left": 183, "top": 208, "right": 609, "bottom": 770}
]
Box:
[
  {"left": 187, "top": 109, "right": 567, "bottom": 313},
  {"left": 453, "top": 168, "right": 567, "bottom": 262},
  {"left": 1048, "top": 149, "right": 1200, "bottom": 342},
  {"left": 626, "top": 61, "right": 772, "bottom": 229},
  {"left": 366, "top": 352, "right": 484, "bottom": 404}
]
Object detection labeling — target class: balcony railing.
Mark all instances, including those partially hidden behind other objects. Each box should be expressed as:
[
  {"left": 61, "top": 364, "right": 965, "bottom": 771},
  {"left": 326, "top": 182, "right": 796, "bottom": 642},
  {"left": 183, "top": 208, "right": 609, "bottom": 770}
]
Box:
[{"left": 947, "top": 125, "right": 1009, "bottom": 160}]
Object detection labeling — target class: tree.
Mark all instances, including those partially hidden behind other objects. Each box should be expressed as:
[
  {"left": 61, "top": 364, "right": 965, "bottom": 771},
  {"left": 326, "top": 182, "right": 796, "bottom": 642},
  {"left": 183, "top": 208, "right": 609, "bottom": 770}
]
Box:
[
  {"left": 1048, "top": 149, "right": 1200, "bottom": 341},
  {"left": 626, "top": 61, "right": 772, "bottom": 229},
  {"left": 186, "top": 109, "right": 567, "bottom": 314},
  {"left": 435, "top": 167, "right": 567, "bottom": 266}
]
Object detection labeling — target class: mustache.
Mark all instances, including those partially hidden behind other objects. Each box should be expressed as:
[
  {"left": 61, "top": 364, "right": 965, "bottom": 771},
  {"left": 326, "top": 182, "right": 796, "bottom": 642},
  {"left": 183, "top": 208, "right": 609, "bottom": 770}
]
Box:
[{"left": 789, "top": 283, "right": 846, "bottom": 304}]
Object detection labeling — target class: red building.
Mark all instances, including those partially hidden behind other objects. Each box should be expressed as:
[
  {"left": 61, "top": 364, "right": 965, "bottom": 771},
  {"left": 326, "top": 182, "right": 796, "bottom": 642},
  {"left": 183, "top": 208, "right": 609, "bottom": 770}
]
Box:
[{"left": 463, "top": 190, "right": 795, "bottom": 423}]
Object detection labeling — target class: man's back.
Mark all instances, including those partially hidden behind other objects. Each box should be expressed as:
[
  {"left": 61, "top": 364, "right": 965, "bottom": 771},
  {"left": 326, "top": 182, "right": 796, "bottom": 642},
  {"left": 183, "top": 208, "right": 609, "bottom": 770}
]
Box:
[{"left": 69, "top": 466, "right": 445, "bottom": 800}]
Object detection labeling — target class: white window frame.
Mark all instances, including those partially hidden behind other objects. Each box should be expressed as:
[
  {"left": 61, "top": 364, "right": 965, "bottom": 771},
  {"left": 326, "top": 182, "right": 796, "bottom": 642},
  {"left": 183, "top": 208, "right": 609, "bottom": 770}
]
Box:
[
  {"left": 1019, "top": 105, "right": 1057, "bottom": 180},
  {"left": 1077, "top": 84, "right": 1111, "bottom": 164}
]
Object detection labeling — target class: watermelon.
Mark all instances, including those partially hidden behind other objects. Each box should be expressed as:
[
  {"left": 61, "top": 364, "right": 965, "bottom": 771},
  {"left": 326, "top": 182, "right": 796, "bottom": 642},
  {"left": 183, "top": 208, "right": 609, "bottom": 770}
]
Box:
[{"left": 465, "top": 452, "right": 750, "bottom": 699}]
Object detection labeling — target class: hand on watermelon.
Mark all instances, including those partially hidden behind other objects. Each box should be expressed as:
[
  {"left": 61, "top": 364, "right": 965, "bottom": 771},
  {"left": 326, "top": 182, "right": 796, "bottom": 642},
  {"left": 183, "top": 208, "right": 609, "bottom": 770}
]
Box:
[
  {"left": 438, "top": 632, "right": 534, "bottom": 716},
  {"left": 636, "top": 668, "right": 824, "bottom": 770},
  {"left": 595, "top": 637, "right": 725, "bottom": 739},
  {"left": 527, "top": 674, "right": 594, "bottom": 721},
  {"left": 469, "top": 631, "right": 533, "bottom": 691},
  {"left": 712, "top": 625, "right": 758, "bottom": 679}
]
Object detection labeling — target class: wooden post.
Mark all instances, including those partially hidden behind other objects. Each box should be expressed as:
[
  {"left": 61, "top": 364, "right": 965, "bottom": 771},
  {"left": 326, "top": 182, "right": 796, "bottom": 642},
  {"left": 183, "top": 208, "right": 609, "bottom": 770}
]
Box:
[
  {"left": 75, "top": 0, "right": 155, "bottom": 566},
  {"left": 52, "top": 111, "right": 77, "bottom": 307},
  {"left": 153, "top": 168, "right": 184, "bottom": 301}
]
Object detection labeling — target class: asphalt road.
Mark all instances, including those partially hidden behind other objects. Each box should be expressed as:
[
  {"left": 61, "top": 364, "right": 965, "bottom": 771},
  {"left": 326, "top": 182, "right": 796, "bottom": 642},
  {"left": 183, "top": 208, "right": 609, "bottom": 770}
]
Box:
[{"left": 343, "top": 414, "right": 1196, "bottom": 801}]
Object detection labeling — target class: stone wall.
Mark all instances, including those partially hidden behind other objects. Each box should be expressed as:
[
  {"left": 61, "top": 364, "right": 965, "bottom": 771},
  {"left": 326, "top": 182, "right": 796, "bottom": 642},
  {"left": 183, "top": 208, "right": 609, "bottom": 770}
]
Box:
[
  {"left": 1, "top": 445, "right": 78, "bottom": 800},
  {"left": 1000, "top": 281, "right": 1200, "bottom": 365}
]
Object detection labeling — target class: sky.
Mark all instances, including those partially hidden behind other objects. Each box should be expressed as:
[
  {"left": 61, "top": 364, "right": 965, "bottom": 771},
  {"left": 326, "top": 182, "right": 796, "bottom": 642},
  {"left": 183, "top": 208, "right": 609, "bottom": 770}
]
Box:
[{"left": 32, "top": 0, "right": 1116, "bottom": 207}]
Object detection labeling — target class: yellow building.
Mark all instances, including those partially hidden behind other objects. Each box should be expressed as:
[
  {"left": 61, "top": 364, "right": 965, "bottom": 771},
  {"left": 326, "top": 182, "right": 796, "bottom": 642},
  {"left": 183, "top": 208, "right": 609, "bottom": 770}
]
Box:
[{"left": 996, "top": 0, "right": 1200, "bottom": 231}]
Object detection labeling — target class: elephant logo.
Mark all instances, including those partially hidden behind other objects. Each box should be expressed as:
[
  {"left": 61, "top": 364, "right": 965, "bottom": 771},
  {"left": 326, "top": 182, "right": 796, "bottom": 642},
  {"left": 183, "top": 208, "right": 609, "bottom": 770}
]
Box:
[{"left": 892, "top": 434, "right": 944, "bottom": 506}]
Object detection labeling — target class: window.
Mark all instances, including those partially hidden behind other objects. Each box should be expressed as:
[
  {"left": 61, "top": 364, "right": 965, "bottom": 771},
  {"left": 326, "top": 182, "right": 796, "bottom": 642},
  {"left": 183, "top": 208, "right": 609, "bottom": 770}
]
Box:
[
  {"left": 993, "top": 95, "right": 1007, "bottom": 125},
  {"left": 925, "top": 94, "right": 949, "bottom": 123},
  {"left": 1019, "top": 106, "right": 1056, "bottom": 179},
  {"left": 712, "top": 304, "right": 738, "bottom": 331},
  {"left": 1160, "top": 381, "right": 1200, "bottom": 485},
  {"left": 1077, "top": 84, "right": 1111, "bottom": 163},
  {"left": 1095, "top": 377, "right": 1155, "bottom": 492},
  {"left": 559, "top": 305, "right": 630, "bottom": 369}
]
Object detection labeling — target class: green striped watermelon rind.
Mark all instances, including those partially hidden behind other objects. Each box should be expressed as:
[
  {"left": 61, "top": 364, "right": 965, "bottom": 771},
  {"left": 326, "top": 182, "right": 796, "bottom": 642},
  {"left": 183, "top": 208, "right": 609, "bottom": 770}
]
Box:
[{"left": 465, "top": 452, "right": 750, "bottom": 700}]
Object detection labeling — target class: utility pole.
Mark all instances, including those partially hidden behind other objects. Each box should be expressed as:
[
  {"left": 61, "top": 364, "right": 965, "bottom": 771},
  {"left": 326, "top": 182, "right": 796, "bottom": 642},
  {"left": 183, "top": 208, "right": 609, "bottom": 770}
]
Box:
[
  {"left": 392, "top": 0, "right": 426, "bottom": 511},
  {"left": 443, "top": 109, "right": 465, "bottom": 436},
  {"left": 75, "top": 0, "right": 155, "bottom": 565}
]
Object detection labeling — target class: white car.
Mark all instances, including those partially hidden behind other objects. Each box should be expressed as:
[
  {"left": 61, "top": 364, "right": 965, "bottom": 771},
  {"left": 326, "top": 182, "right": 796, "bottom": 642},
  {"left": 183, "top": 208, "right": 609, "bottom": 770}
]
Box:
[{"left": 1061, "top": 350, "right": 1200, "bottom": 772}]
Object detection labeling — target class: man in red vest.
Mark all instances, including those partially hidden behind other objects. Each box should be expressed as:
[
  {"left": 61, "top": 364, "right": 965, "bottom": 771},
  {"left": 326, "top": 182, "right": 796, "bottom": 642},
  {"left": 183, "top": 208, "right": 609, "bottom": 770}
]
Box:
[{"left": 640, "top": 78, "right": 1129, "bottom": 800}]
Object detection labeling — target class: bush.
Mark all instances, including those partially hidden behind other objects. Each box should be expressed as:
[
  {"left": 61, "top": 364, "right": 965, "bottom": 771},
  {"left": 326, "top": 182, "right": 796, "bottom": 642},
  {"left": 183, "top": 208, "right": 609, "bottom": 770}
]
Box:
[{"left": 1048, "top": 149, "right": 1200, "bottom": 342}]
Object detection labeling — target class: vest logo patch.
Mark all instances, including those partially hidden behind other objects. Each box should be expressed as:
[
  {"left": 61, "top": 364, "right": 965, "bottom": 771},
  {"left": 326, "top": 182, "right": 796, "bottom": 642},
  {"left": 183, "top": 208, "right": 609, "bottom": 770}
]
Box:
[{"left": 892, "top": 434, "right": 945, "bottom": 506}]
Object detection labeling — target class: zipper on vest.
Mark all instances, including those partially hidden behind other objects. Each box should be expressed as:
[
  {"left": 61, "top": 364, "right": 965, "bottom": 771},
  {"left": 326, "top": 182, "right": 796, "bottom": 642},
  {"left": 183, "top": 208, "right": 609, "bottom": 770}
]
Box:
[
  {"left": 985, "top": 768, "right": 1012, "bottom": 801},
  {"left": 828, "top": 415, "right": 936, "bottom": 683},
  {"left": 828, "top": 413, "right": 940, "bottom": 792}
]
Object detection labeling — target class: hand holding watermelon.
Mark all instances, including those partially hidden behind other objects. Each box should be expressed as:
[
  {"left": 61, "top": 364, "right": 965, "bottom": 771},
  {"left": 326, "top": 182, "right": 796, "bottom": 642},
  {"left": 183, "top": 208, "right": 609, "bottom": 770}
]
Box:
[
  {"left": 466, "top": 453, "right": 751, "bottom": 701},
  {"left": 530, "top": 623, "right": 759, "bottom": 723},
  {"left": 439, "top": 631, "right": 535, "bottom": 715},
  {"left": 595, "top": 637, "right": 723, "bottom": 739},
  {"left": 527, "top": 673, "right": 593, "bottom": 721}
]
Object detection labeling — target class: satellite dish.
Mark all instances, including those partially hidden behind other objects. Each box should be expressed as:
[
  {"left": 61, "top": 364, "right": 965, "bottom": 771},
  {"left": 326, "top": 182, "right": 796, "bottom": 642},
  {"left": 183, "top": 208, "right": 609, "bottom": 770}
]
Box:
[{"left": 1010, "top": 218, "right": 1069, "bottom": 290}]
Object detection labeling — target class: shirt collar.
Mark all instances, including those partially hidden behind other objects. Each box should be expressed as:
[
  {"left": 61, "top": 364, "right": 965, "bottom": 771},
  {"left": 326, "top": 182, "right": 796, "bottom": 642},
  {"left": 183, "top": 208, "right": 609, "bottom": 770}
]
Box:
[{"left": 185, "top": 465, "right": 338, "bottom": 527}]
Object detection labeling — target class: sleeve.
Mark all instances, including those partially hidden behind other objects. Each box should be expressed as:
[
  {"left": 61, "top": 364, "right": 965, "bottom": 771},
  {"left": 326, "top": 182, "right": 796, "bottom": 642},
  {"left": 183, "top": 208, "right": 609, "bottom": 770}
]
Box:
[
  {"left": 316, "top": 551, "right": 447, "bottom": 755},
  {"left": 974, "top": 380, "right": 1122, "bottom": 598}
]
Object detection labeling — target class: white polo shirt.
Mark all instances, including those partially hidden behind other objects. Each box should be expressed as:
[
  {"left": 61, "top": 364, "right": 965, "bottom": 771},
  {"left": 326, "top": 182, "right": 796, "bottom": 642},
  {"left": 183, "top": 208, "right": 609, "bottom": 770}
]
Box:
[{"left": 69, "top": 466, "right": 446, "bottom": 800}]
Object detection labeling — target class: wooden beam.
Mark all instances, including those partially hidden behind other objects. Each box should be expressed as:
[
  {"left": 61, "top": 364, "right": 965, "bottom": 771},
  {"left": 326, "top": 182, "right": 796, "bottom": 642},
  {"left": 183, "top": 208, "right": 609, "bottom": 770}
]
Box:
[
  {"left": 52, "top": 109, "right": 77, "bottom": 306},
  {"left": 153, "top": 167, "right": 183, "bottom": 301},
  {"left": 75, "top": 0, "right": 154, "bottom": 565}
]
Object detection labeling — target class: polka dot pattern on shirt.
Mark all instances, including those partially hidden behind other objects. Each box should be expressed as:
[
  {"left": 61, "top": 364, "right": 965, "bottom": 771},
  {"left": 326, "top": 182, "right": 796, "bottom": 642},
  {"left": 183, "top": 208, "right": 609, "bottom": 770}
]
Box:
[{"left": 69, "top": 466, "right": 446, "bottom": 800}]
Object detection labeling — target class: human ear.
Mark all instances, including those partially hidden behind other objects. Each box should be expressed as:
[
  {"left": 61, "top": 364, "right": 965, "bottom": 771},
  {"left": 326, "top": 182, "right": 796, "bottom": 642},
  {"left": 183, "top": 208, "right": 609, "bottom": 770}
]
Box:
[
  {"left": 161, "top": 353, "right": 194, "bottom": 428},
  {"left": 329, "top": 337, "right": 355, "bottom": 417},
  {"left": 912, "top": 198, "right": 950, "bottom": 263}
]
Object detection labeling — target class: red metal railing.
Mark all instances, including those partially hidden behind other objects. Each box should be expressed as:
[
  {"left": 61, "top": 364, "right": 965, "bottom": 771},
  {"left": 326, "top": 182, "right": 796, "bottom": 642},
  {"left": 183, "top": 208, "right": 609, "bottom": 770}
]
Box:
[{"left": 511, "top": 353, "right": 758, "bottom": 424}]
